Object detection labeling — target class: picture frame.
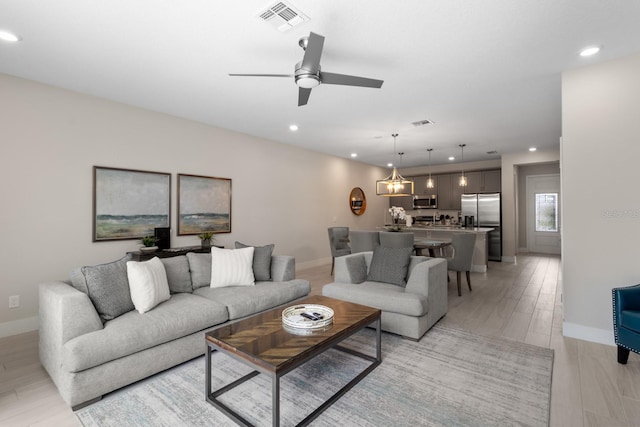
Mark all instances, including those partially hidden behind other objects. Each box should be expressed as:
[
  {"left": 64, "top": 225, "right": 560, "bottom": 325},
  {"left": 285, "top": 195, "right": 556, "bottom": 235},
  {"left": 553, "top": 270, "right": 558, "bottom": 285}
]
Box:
[
  {"left": 177, "top": 173, "right": 232, "bottom": 235},
  {"left": 93, "top": 166, "right": 171, "bottom": 242}
]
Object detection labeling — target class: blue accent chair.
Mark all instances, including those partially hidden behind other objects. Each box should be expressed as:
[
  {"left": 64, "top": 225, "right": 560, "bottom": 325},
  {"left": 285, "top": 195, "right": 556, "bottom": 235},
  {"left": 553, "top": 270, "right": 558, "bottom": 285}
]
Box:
[{"left": 612, "top": 284, "right": 640, "bottom": 364}]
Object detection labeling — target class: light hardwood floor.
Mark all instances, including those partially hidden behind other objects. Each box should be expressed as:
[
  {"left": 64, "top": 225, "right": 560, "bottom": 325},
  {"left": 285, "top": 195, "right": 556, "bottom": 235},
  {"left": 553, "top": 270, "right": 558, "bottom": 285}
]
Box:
[{"left": 1, "top": 253, "right": 639, "bottom": 426}]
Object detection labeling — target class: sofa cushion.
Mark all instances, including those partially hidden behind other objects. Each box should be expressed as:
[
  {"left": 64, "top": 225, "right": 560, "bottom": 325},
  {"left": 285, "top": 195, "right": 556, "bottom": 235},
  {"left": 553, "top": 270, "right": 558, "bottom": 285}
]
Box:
[
  {"left": 160, "top": 256, "right": 193, "bottom": 293},
  {"left": 126, "top": 257, "right": 171, "bottom": 314},
  {"left": 322, "top": 281, "right": 428, "bottom": 317},
  {"left": 62, "top": 293, "right": 228, "bottom": 372},
  {"left": 193, "top": 279, "right": 311, "bottom": 320},
  {"left": 367, "top": 246, "right": 413, "bottom": 287},
  {"left": 344, "top": 255, "right": 368, "bottom": 284},
  {"left": 210, "top": 247, "right": 255, "bottom": 288},
  {"left": 70, "top": 255, "right": 134, "bottom": 321},
  {"left": 235, "top": 241, "right": 275, "bottom": 281},
  {"left": 186, "top": 252, "right": 211, "bottom": 289}
]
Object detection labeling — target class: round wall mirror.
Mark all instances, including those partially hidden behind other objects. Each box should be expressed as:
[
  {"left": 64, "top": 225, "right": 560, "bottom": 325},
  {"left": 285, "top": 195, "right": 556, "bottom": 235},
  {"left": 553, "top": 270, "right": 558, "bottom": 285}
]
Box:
[{"left": 349, "top": 187, "right": 367, "bottom": 216}]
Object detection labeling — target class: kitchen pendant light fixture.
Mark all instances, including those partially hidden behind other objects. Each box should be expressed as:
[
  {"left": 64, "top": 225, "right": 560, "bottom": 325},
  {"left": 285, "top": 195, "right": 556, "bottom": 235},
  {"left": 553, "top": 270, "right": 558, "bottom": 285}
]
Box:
[
  {"left": 458, "top": 144, "right": 468, "bottom": 187},
  {"left": 426, "top": 148, "right": 435, "bottom": 189},
  {"left": 376, "top": 134, "right": 414, "bottom": 196}
]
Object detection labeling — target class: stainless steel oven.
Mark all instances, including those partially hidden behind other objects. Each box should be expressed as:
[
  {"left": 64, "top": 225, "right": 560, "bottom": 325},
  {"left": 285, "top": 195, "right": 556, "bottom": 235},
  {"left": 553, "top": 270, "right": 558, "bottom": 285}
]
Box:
[{"left": 413, "top": 195, "right": 437, "bottom": 209}]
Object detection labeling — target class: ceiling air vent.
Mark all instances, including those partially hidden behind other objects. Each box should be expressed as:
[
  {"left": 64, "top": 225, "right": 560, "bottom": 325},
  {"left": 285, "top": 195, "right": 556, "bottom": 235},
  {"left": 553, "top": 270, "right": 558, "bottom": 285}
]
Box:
[
  {"left": 412, "top": 119, "right": 434, "bottom": 127},
  {"left": 258, "top": 2, "right": 309, "bottom": 33},
  {"left": 486, "top": 150, "right": 498, "bottom": 155}
]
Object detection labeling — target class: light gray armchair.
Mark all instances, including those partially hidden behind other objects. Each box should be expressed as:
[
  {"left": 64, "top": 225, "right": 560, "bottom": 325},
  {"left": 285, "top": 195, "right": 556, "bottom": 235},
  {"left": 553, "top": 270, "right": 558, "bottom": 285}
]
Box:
[
  {"left": 322, "top": 251, "right": 448, "bottom": 340},
  {"left": 446, "top": 233, "right": 475, "bottom": 296}
]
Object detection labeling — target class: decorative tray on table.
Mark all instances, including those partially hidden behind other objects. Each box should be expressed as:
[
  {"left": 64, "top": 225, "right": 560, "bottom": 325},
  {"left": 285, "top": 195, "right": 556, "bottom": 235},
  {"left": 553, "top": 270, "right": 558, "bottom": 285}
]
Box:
[{"left": 282, "top": 304, "right": 334, "bottom": 330}]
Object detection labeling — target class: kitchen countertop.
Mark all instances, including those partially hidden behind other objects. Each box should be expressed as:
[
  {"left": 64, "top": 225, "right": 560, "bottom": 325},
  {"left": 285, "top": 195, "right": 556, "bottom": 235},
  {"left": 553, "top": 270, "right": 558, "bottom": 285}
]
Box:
[{"left": 385, "top": 225, "right": 495, "bottom": 233}]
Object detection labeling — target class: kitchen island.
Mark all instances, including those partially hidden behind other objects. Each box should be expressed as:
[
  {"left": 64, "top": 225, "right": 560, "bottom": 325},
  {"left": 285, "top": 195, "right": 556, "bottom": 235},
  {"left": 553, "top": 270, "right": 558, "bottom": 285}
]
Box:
[{"left": 382, "top": 225, "right": 494, "bottom": 272}]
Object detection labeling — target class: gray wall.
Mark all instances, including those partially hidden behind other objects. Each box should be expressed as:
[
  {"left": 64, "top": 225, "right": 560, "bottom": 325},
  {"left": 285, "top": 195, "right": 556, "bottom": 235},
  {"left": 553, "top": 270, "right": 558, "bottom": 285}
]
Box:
[
  {"left": 562, "top": 52, "right": 640, "bottom": 344},
  {"left": 0, "top": 74, "right": 388, "bottom": 336}
]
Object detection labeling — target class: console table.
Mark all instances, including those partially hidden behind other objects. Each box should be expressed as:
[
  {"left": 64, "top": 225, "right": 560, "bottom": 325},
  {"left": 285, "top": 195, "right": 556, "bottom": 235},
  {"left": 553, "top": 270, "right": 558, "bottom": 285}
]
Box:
[{"left": 128, "top": 245, "right": 216, "bottom": 261}]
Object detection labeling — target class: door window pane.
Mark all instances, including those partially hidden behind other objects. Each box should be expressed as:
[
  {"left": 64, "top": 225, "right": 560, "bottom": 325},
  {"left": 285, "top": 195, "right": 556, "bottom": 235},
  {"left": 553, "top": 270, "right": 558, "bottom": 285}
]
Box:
[{"left": 535, "top": 193, "right": 558, "bottom": 232}]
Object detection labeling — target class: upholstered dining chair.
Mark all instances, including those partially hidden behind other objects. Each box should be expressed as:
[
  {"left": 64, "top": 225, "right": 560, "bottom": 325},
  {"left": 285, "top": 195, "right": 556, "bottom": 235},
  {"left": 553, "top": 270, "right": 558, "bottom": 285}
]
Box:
[
  {"left": 349, "top": 230, "right": 380, "bottom": 253},
  {"left": 327, "top": 227, "right": 351, "bottom": 275},
  {"left": 445, "top": 233, "right": 475, "bottom": 296},
  {"left": 379, "top": 231, "right": 414, "bottom": 249},
  {"left": 612, "top": 284, "right": 640, "bottom": 364}
]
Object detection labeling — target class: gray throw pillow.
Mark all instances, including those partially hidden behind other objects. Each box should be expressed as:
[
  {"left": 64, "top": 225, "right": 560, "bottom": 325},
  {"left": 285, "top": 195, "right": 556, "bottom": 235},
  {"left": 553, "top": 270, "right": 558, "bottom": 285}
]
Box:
[
  {"left": 73, "top": 255, "right": 135, "bottom": 321},
  {"left": 160, "top": 256, "right": 193, "bottom": 293},
  {"left": 367, "top": 246, "right": 413, "bottom": 287},
  {"left": 235, "top": 242, "right": 274, "bottom": 281},
  {"left": 186, "top": 252, "right": 212, "bottom": 289},
  {"left": 345, "top": 255, "right": 368, "bottom": 284}
]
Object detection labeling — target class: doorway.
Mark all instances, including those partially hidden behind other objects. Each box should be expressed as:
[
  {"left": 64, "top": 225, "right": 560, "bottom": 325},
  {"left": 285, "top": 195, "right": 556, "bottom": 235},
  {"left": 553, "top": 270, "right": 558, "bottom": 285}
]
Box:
[{"left": 526, "top": 174, "right": 561, "bottom": 254}]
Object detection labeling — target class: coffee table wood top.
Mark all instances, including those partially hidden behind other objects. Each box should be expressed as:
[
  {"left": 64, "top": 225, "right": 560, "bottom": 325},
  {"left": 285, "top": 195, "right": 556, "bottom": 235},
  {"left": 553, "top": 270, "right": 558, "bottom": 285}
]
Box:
[{"left": 205, "top": 295, "right": 380, "bottom": 374}]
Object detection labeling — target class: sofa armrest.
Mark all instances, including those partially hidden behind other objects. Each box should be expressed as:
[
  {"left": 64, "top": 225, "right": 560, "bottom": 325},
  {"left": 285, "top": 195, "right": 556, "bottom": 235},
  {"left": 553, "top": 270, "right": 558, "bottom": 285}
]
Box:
[
  {"left": 405, "top": 257, "right": 448, "bottom": 298},
  {"left": 271, "top": 255, "right": 295, "bottom": 281},
  {"left": 39, "top": 282, "right": 103, "bottom": 378}
]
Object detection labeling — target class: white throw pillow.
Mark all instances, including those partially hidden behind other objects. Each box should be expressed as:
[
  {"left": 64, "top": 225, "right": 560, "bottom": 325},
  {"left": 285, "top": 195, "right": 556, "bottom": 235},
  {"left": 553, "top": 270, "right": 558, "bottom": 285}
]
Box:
[
  {"left": 126, "top": 257, "right": 171, "bottom": 313},
  {"left": 210, "top": 246, "right": 255, "bottom": 288}
]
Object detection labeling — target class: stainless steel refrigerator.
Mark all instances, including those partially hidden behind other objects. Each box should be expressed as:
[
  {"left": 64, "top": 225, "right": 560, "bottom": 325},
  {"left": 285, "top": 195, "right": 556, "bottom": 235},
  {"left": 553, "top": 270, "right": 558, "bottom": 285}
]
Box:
[{"left": 461, "top": 193, "right": 502, "bottom": 262}]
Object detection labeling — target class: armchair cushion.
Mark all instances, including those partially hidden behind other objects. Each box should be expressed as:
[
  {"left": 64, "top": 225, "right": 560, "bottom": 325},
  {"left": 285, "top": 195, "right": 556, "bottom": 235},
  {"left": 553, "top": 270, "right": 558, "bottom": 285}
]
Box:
[
  {"left": 367, "top": 246, "right": 413, "bottom": 287},
  {"left": 621, "top": 310, "right": 640, "bottom": 334}
]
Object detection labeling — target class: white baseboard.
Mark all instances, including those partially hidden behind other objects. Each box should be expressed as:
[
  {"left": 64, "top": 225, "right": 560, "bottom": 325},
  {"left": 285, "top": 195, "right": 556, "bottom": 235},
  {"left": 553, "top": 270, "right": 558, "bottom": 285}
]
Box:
[
  {"left": 502, "top": 255, "right": 516, "bottom": 263},
  {"left": 0, "top": 316, "right": 38, "bottom": 338},
  {"left": 471, "top": 264, "right": 487, "bottom": 273},
  {"left": 563, "top": 321, "right": 615, "bottom": 346}
]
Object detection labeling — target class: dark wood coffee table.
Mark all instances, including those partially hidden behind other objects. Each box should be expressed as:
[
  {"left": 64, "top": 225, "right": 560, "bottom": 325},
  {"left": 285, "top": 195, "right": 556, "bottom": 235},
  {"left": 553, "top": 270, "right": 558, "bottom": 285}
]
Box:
[{"left": 205, "top": 295, "right": 381, "bottom": 427}]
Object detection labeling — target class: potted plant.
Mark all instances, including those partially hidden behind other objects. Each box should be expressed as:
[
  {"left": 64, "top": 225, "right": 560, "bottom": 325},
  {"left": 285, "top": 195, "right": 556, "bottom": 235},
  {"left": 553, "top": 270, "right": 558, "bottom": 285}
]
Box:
[
  {"left": 140, "top": 235, "right": 158, "bottom": 253},
  {"left": 198, "top": 231, "right": 215, "bottom": 249}
]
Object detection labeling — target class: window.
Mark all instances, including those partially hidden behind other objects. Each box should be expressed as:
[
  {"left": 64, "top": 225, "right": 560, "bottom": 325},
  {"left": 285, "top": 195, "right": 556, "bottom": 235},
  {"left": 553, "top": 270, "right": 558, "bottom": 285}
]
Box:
[{"left": 535, "top": 193, "right": 558, "bottom": 232}]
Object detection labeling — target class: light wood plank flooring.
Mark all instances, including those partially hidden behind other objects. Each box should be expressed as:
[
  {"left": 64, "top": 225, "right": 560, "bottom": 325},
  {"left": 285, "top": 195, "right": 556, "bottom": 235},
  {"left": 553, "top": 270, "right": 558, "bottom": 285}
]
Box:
[{"left": 1, "top": 253, "right": 639, "bottom": 426}]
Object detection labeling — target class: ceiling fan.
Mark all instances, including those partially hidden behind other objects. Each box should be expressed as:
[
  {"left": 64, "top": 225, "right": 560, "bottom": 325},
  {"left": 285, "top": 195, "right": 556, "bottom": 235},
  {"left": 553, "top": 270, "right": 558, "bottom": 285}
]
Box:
[{"left": 229, "top": 32, "right": 384, "bottom": 106}]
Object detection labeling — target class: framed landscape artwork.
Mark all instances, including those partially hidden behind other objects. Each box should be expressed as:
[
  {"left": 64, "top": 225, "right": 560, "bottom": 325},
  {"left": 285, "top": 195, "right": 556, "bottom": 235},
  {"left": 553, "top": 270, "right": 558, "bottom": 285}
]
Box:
[
  {"left": 178, "top": 174, "right": 232, "bottom": 235},
  {"left": 93, "top": 166, "right": 171, "bottom": 241}
]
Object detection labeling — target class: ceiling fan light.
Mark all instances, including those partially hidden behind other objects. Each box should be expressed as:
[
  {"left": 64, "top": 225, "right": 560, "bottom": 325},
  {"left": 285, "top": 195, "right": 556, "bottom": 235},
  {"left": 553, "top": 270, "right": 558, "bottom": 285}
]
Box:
[{"left": 296, "top": 74, "right": 320, "bottom": 89}]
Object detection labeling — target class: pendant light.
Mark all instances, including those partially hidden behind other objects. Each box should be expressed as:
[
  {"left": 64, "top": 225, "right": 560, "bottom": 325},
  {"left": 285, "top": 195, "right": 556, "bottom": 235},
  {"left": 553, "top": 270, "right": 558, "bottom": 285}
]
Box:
[
  {"left": 376, "top": 134, "right": 415, "bottom": 196},
  {"left": 458, "top": 144, "right": 467, "bottom": 187},
  {"left": 426, "top": 148, "right": 435, "bottom": 189}
]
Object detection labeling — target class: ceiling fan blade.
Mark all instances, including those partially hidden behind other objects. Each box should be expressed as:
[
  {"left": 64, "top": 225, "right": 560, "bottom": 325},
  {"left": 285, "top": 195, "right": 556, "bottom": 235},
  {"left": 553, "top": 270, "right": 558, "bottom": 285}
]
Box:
[
  {"left": 228, "top": 73, "right": 294, "bottom": 78},
  {"left": 298, "top": 87, "right": 312, "bottom": 106},
  {"left": 320, "top": 72, "right": 384, "bottom": 88},
  {"left": 300, "top": 32, "right": 324, "bottom": 71}
]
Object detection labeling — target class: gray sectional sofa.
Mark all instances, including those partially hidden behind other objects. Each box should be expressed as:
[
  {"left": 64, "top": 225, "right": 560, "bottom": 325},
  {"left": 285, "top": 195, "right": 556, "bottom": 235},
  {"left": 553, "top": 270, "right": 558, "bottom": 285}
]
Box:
[
  {"left": 322, "top": 251, "right": 447, "bottom": 340},
  {"left": 39, "top": 251, "right": 310, "bottom": 409}
]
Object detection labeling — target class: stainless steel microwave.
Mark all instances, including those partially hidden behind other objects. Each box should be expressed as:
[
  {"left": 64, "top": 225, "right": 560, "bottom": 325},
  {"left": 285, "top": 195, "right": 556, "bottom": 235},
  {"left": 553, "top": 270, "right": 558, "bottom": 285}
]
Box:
[{"left": 413, "top": 195, "right": 437, "bottom": 209}]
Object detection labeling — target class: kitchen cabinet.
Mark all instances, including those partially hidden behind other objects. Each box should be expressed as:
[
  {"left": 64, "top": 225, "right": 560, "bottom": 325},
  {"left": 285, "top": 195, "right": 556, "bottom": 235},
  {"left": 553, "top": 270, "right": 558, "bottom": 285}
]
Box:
[
  {"left": 388, "top": 194, "right": 413, "bottom": 211},
  {"left": 464, "top": 171, "right": 483, "bottom": 193},
  {"left": 437, "top": 174, "right": 455, "bottom": 210},
  {"left": 481, "top": 170, "right": 501, "bottom": 192}
]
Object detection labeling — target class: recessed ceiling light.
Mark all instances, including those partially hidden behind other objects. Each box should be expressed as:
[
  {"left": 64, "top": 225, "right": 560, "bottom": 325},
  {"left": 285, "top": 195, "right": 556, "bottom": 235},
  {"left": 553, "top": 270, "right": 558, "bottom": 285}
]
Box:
[
  {"left": 387, "top": 163, "right": 393, "bottom": 167},
  {"left": 579, "top": 46, "right": 601, "bottom": 57},
  {"left": 288, "top": 124, "right": 298, "bottom": 131},
  {"left": 529, "top": 147, "right": 537, "bottom": 152},
  {"left": 0, "top": 30, "right": 21, "bottom": 42},
  {"left": 350, "top": 153, "right": 357, "bottom": 158},
  {"left": 448, "top": 156, "right": 455, "bottom": 161}
]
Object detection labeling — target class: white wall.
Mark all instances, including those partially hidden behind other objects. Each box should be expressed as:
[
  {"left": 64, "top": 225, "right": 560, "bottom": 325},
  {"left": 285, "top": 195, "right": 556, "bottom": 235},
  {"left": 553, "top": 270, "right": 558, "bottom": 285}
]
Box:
[
  {"left": 562, "top": 53, "right": 640, "bottom": 344},
  {"left": 0, "top": 74, "right": 388, "bottom": 337}
]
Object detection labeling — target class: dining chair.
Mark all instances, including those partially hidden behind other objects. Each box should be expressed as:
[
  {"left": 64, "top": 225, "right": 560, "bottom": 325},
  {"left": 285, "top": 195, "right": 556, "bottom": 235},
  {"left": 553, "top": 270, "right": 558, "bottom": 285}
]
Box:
[
  {"left": 379, "top": 231, "right": 414, "bottom": 249},
  {"left": 445, "top": 233, "right": 475, "bottom": 296},
  {"left": 349, "top": 230, "right": 380, "bottom": 253},
  {"left": 327, "top": 227, "right": 351, "bottom": 275}
]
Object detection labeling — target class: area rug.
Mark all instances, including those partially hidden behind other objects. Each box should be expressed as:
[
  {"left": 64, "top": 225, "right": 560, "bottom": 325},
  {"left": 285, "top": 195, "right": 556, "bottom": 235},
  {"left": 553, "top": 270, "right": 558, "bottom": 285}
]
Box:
[{"left": 76, "top": 325, "right": 553, "bottom": 426}]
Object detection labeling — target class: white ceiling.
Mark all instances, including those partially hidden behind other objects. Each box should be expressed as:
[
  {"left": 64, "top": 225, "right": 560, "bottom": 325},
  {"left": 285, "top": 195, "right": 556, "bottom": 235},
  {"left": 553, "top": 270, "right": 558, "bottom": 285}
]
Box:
[{"left": 2, "top": 0, "right": 640, "bottom": 168}]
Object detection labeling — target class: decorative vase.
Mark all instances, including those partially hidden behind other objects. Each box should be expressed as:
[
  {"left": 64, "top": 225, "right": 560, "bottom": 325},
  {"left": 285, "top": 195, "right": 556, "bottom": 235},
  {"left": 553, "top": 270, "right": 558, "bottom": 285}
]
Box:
[
  {"left": 140, "top": 246, "right": 158, "bottom": 253},
  {"left": 201, "top": 240, "right": 211, "bottom": 249}
]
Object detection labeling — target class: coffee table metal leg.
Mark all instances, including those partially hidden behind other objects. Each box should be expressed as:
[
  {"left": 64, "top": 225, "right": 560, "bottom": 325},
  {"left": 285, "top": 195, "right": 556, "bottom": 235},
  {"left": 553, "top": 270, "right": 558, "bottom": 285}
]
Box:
[
  {"left": 206, "top": 343, "right": 212, "bottom": 398},
  {"left": 376, "top": 318, "right": 382, "bottom": 362},
  {"left": 272, "top": 374, "right": 280, "bottom": 427}
]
